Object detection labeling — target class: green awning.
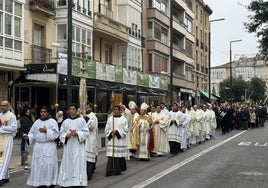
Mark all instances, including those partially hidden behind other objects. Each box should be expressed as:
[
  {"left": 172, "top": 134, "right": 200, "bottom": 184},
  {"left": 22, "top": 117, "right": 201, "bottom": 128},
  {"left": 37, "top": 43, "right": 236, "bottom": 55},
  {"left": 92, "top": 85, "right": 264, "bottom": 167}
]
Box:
[{"left": 200, "top": 91, "right": 218, "bottom": 101}]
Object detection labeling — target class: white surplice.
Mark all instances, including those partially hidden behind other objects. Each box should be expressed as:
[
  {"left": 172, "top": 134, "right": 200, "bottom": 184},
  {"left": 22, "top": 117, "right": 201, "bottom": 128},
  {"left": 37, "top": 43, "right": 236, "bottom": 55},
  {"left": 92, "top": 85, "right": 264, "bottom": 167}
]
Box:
[
  {"left": 151, "top": 111, "right": 169, "bottom": 154},
  {"left": 85, "top": 112, "right": 98, "bottom": 163},
  {"left": 26, "top": 118, "right": 59, "bottom": 187},
  {"left": 57, "top": 116, "right": 89, "bottom": 187},
  {"left": 0, "top": 111, "right": 17, "bottom": 180}
]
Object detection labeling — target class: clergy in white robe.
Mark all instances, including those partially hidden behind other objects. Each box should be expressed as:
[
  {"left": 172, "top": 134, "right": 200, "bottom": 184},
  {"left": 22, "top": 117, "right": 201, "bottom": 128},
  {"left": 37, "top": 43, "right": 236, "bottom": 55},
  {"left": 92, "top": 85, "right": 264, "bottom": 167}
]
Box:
[
  {"left": 151, "top": 105, "right": 169, "bottom": 156},
  {"left": 186, "top": 106, "right": 197, "bottom": 145},
  {"left": 105, "top": 105, "right": 128, "bottom": 176},
  {"left": 202, "top": 105, "right": 212, "bottom": 140},
  {"left": 121, "top": 104, "right": 132, "bottom": 160},
  {"left": 193, "top": 105, "right": 204, "bottom": 143},
  {"left": 84, "top": 102, "right": 98, "bottom": 180},
  {"left": 57, "top": 104, "right": 89, "bottom": 187},
  {"left": 167, "top": 103, "right": 183, "bottom": 154},
  {"left": 25, "top": 106, "right": 59, "bottom": 187},
  {"left": 208, "top": 105, "right": 217, "bottom": 138},
  {"left": 0, "top": 100, "right": 17, "bottom": 186},
  {"left": 180, "top": 106, "right": 191, "bottom": 150}
]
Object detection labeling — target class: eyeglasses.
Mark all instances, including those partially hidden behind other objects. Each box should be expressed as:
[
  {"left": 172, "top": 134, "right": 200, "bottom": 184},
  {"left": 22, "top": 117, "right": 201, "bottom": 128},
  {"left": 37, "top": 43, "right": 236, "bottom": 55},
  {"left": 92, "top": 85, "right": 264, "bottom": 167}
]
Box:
[{"left": 0, "top": 105, "right": 7, "bottom": 107}]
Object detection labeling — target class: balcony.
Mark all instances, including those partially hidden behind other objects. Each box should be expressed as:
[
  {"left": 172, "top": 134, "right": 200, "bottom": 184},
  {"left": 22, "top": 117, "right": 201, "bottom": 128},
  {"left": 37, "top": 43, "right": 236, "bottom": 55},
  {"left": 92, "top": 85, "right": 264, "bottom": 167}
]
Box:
[
  {"left": 27, "top": 45, "right": 52, "bottom": 64},
  {"left": 94, "top": 9, "right": 129, "bottom": 43},
  {"left": 29, "top": 0, "right": 55, "bottom": 17}
]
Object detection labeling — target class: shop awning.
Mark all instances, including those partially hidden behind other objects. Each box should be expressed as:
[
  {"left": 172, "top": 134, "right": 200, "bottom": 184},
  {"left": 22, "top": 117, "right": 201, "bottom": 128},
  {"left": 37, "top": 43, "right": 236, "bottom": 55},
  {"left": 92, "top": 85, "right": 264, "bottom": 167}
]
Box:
[{"left": 200, "top": 90, "right": 218, "bottom": 101}]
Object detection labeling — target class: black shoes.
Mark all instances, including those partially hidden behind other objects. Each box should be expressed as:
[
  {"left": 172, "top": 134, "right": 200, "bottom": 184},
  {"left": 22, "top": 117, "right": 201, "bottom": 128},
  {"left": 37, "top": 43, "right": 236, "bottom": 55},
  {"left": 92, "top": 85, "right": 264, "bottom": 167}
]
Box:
[{"left": 0, "top": 179, "right": 9, "bottom": 186}]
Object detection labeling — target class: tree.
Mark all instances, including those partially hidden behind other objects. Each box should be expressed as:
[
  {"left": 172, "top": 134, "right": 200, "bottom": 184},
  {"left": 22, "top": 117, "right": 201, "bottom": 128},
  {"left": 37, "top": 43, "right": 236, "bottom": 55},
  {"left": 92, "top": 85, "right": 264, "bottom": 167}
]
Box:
[
  {"left": 219, "top": 77, "right": 248, "bottom": 103},
  {"left": 248, "top": 76, "right": 267, "bottom": 103},
  {"left": 244, "top": 0, "right": 268, "bottom": 54}
]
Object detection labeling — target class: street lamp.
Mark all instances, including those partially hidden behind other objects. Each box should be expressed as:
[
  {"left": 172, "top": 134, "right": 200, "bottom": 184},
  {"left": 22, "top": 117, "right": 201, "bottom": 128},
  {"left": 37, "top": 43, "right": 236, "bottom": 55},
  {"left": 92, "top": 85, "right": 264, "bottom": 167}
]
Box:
[
  {"left": 230, "top": 39, "right": 242, "bottom": 104},
  {"left": 209, "top": 18, "right": 225, "bottom": 103}
]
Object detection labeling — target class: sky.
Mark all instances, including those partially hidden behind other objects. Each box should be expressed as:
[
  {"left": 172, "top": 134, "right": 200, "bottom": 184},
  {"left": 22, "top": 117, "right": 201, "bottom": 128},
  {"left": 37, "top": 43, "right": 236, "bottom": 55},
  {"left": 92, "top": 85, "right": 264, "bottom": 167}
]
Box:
[{"left": 204, "top": 0, "right": 259, "bottom": 67}]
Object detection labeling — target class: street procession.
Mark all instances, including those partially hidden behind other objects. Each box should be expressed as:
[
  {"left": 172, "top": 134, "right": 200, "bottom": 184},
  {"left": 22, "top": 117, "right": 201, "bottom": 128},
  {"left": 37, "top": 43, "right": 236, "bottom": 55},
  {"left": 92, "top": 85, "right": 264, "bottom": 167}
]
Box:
[
  {"left": 1, "top": 0, "right": 268, "bottom": 187},
  {"left": 1, "top": 98, "right": 268, "bottom": 187}
]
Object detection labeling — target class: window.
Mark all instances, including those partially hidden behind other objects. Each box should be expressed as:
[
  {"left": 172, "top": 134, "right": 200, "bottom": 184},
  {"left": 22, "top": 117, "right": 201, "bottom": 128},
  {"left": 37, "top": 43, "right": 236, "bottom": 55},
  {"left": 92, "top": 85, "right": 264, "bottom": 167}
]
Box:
[
  {"left": 15, "top": 3, "right": 22, "bottom": 16},
  {"left": 0, "top": 37, "right": 3, "bottom": 46},
  {"left": 76, "top": 27, "right": 80, "bottom": 42},
  {"left": 153, "top": 23, "right": 168, "bottom": 44},
  {"left": 14, "top": 40, "right": 21, "bottom": 50},
  {"left": 150, "top": 21, "right": 168, "bottom": 44},
  {"left": 14, "top": 17, "right": 21, "bottom": 37},
  {"left": 5, "top": 0, "right": 12, "bottom": 13},
  {"left": 5, "top": 13, "right": 12, "bottom": 35},
  {"left": 5, "top": 38, "right": 12, "bottom": 48},
  {"left": 149, "top": 53, "right": 168, "bottom": 73},
  {"left": 71, "top": 25, "right": 92, "bottom": 59},
  {"left": 104, "top": 0, "right": 111, "bottom": 9},
  {"left": 151, "top": 0, "right": 167, "bottom": 14},
  {"left": 185, "top": 40, "right": 193, "bottom": 58},
  {"left": 87, "top": 31, "right": 91, "bottom": 45},
  {"left": 118, "top": 45, "right": 127, "bottom": 68},
  {"left": 57, "top": 24, "right": 67, "bottom": 40},
  {"left": 82, "top": 29, "right": 86, "bottom": 44},
  {"left": 0, "top": 13, "right": 2, "bottom": 34},
  {"left": 105, "top": 44, "right": 112, "bottom": 64},
  {"left": 58, "top": 0, "right": 67, "bottom": 6},
  {"left": 184, "top": 16, "right": 193, "bottom": 33},
  {"left": 33, "top": 24, "right": 42, "bottom": 46}
]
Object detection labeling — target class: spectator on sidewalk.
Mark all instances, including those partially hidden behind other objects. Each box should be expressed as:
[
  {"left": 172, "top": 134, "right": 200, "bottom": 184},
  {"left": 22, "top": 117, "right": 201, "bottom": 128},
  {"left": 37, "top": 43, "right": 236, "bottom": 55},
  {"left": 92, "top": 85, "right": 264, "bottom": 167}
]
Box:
[
  {"left": 0, "top": 100, "right": 17, "bottom": 186},
  {"left": 23, "top": 106, "right": 59, "bottom": 188},
  {"left": 20, "top": 106, "right": 33, "bottom": 166}
]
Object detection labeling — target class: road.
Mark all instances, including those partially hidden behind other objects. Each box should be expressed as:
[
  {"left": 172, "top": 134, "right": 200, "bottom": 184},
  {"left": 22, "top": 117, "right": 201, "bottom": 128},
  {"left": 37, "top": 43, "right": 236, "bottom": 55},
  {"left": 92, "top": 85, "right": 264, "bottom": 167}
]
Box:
[{"left": 7, "top": 126, "right": 268, "bottom": 188}]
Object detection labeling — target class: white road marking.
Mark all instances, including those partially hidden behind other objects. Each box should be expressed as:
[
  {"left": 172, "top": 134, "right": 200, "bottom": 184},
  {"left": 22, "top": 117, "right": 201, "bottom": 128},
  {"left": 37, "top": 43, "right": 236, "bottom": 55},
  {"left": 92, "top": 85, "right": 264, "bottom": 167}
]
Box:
[
  {"left": 239, "top": 171, "right": 264, "bottom": 176},
  {"left": 254, "top": 142, "right": 267, "bottom": 146},
  {"left": 132, "top": 131, "right": 247, "bottom": 188},
  {"left": 238, "top": 142, "right": 252, "bottom": 146}
]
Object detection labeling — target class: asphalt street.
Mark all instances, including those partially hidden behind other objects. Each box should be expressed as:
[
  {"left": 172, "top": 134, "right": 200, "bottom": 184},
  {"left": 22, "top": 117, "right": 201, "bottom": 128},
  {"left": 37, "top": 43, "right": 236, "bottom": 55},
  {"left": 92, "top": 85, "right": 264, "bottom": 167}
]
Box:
[{"left": 6, "top": 125, "right": 268, "bottom": 188}]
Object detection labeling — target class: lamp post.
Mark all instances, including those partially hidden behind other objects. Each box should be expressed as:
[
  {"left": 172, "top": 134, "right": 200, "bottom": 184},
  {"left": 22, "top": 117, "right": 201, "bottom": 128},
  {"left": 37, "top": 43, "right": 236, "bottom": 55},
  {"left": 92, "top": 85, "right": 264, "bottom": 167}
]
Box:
[
  {"left": 67, "top": 0, "right": 73, "bottom": 107},
  {"left": 209, "top": 18, "right": 225, "bottom": 103},
  {"left": 229, "top": 39, "right": 242, "bottom": 104},
  {"left": 169, "top": 0, "right": 173, "bottom": 107}
]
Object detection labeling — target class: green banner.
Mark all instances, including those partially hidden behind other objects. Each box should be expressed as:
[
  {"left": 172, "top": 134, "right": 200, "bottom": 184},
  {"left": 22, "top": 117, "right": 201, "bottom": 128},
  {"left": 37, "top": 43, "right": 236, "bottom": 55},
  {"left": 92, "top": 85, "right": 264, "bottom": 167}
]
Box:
[
  {"left": 115, "top": 67, "right": 123, "bottom": 83},
  {"left": 160, "top": 78, "right": 168, "bottom": 90},
  {"left": 137, "top": 72, "right": 149, "bottom": 87},
  {"left": 72, "top": 57, "right": 96, "bottom": 79}
]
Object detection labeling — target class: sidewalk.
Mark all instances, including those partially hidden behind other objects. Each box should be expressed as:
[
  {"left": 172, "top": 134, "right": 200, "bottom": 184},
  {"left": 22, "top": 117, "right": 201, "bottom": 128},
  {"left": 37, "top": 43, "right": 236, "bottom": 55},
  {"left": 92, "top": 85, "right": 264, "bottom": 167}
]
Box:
[{"left": 9, "top": 128, "right": 106, "bottom": 173}]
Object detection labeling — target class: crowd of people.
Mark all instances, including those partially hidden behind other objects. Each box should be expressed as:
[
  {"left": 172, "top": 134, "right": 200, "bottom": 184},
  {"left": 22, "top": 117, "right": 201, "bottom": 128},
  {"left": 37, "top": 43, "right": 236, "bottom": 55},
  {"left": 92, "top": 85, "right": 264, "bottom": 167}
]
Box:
[{"left": 0, "top": 99, "right": 267, "bottom": 188}]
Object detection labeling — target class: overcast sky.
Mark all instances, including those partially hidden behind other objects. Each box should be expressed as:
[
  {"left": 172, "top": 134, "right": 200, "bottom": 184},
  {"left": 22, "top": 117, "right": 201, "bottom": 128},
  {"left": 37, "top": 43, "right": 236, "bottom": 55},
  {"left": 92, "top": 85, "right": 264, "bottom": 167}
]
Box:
[{"left": 204, "top": 0, "right": 259, "bottom": 67}]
